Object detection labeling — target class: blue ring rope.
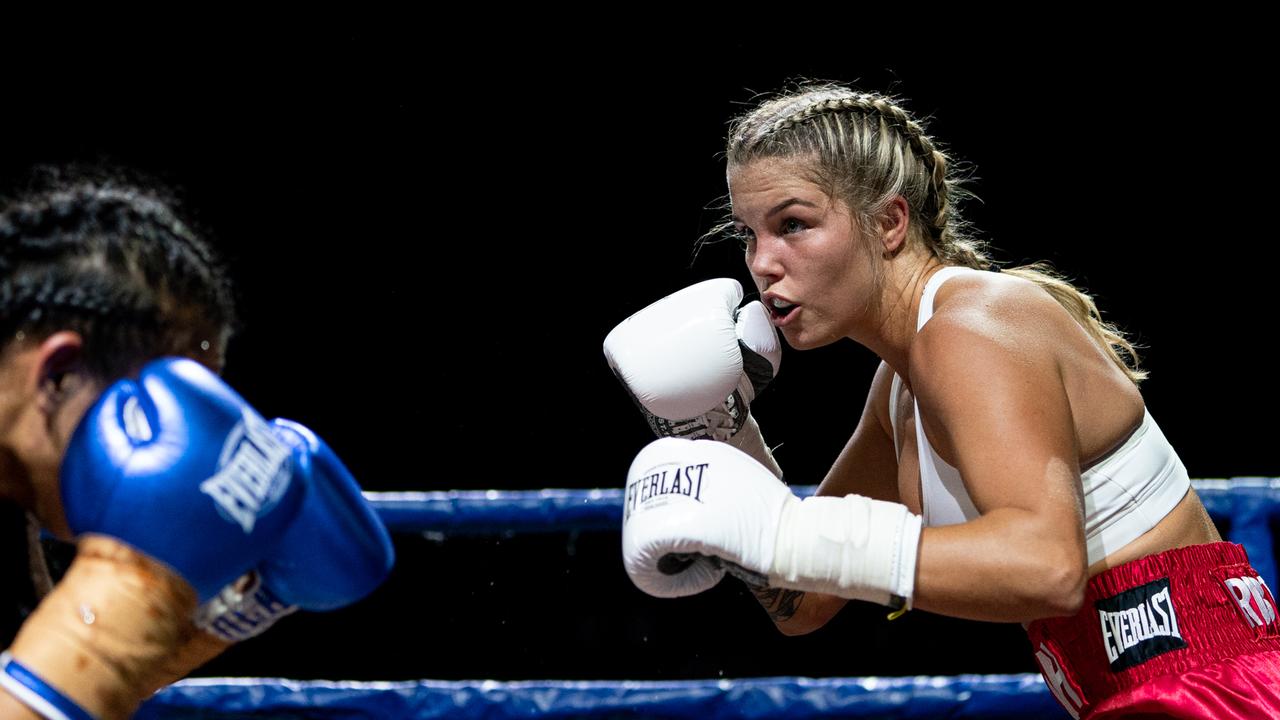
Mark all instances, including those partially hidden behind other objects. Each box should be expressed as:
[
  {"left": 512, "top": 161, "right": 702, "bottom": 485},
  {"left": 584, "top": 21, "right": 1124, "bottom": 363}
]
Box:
[
  {"left": 139, "top": 674, "right": 1062, "bottom": 719},
  {"left": 366, "top": 479, "right": 1280, "bottom": 591}
]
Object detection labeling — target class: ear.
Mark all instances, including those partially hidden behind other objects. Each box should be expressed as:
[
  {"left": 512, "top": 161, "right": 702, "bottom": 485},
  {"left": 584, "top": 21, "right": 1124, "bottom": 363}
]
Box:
[
  {"left": 878, "top": 195, "right": 911, "bottom": 257},
  {"left": 29, "top": 331, "right": 90, "bottom": 417}
]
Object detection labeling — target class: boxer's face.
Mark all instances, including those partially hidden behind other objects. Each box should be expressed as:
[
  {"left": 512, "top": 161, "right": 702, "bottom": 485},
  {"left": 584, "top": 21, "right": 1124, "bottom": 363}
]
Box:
[
  {"left": 0, "top": 324, "right": 227, "bottom": 540},
  {"left": 729, "top": 157, "right": 875, "bottom": 350},
  {"left": 0, "top": 332, "right": 105, "bottom": 538}
]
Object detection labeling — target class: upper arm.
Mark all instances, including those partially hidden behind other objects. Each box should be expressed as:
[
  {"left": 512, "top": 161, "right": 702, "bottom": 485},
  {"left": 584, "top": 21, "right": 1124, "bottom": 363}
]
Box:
[
  {"left": 911, "top": 314, "right": 1086, "bottom": 561},
  {"left": 816, "top": 360, "right": 900, "bottom": 502}
]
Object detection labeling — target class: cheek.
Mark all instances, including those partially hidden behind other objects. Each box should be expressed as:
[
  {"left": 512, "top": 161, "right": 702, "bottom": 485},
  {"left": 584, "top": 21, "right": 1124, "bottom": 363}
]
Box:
[
  {"left": 835, "top": 239, "right": 876, "bottom": 286},
  {"left": 56, "top": 384, "right": 105, "bottom": 448}
]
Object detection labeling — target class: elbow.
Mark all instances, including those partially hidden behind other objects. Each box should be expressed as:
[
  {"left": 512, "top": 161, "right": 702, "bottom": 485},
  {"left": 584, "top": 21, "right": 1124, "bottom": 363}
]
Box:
[{"left": 1037, "top": 552, "right": 1088, "bottom": 618}]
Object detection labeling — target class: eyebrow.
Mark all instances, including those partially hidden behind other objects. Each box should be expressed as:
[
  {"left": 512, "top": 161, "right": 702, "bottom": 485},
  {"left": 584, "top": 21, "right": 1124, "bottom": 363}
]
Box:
[{"left": 730, "top": 198, "right": 820, "bottom": 224}]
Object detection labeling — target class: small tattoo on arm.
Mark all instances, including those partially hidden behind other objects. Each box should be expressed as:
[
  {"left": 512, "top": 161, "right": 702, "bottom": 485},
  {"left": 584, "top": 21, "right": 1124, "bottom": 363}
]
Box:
[{"left": 753, "top": 586, "right": 805, "bottom": 622}]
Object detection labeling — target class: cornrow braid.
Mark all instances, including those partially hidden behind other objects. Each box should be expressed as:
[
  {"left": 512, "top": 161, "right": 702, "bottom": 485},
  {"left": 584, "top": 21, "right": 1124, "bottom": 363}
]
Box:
[
  {"left": 765, "top": 94, "right": 936, "bottom": 170},
  {"left": 0, "top": 168, "right": 236, "bottom": 378}
]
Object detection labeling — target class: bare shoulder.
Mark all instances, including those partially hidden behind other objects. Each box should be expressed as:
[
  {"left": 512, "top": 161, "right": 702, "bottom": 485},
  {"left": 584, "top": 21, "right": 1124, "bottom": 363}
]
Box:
[
  {"left": 916, "top": 272, "right": 1081, "bottom": 386},
  {"left": 908, "top": 272, "right": 1072, "bottom": 471},
  {"left": 912, "top": 272, "right": 1065, "bottom": 381},
  {"left": 926, "top": 270, "right": 1071, "bottom": 345}
]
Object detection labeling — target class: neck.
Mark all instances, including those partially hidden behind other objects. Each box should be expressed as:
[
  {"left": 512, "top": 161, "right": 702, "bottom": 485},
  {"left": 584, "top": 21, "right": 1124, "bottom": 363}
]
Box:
[
  {"left": 0, "top": 386, "right": 75, "bottom": 539},
  {"left": 847, "top": 252, "right": 946, "bottom": 385},
  {"left": 0, "top": 381, "right": 31, "bottom": 509},
  {"left": 0, "top": 446, "right": 31, "bottom": 508}
]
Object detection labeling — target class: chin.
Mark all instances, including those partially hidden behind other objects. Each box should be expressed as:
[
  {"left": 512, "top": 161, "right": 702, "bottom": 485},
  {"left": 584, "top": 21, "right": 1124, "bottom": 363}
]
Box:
[{"left": 780, "top": 328, "right": 835, "bottom": 352}]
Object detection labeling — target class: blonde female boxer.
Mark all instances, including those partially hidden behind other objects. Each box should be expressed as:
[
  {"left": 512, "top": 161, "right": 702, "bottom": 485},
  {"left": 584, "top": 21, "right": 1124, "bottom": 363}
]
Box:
[{"left": 606, "top": 85, "right": 1280, "bottom": 719}]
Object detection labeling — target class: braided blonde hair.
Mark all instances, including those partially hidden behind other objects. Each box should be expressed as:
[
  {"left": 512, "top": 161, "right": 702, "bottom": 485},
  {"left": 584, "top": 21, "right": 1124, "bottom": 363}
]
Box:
[{"left": 717, "top": 83, "right": 1146, "bottom": 383}]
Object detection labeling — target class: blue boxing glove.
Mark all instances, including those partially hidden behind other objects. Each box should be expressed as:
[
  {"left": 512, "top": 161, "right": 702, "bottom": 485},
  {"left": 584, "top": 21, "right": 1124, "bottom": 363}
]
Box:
[
  {"left": 195, "top": 420, "right": 394, "bottom": 641},
  {"left": 261, "top": 419, "right": 393, "bottom": 609},
  {"left": 60, "top": 357, "right": 307, "bottom": 601},
  {"left": 1, "top": 359, "right": 309, "bottom": 720}
]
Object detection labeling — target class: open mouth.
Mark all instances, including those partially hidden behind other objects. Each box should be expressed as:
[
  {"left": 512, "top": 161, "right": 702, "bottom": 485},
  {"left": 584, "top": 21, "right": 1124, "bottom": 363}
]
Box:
[{"left": 768, "top": 298, "right": 799, "bottom": 322}]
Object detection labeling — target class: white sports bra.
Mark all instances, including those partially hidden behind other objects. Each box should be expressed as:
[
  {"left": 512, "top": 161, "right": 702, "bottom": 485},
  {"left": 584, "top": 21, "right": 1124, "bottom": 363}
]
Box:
[{"left": 887, "top": 267, "right": 1190, "bottom": 565}]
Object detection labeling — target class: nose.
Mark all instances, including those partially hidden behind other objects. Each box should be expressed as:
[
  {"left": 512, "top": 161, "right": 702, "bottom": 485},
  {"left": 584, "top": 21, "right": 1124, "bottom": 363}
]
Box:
[{"left": 746, "top": 235, "right": 783, "bottom": 288}]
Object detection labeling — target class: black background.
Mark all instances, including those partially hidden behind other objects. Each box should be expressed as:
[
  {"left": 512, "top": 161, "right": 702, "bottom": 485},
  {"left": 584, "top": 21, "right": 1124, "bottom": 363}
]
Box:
[{"left": 3, "top": 23, "right": 1273, "bottom": 682}]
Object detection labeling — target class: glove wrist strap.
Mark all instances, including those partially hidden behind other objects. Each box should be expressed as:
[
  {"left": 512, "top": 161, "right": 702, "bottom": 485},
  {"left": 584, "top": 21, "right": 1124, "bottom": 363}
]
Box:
[{"left": 195, "top": 572, "right": 297, "bottom": 643}]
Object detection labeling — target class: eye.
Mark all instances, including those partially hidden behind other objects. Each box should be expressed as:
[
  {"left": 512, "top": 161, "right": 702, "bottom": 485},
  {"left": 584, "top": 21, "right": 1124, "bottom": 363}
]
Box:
[
  {"left": 780, "top": 217, "right": 807, "bottom": 235},
  {"left": 733, "top": 227, "right": 756, "bottom": 251}
]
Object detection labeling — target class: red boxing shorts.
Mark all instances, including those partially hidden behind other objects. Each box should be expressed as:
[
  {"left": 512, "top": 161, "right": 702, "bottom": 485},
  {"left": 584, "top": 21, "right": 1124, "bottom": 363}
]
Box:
[{"left": 1027, "top": 542, "right": 1280, "bottom": 719}]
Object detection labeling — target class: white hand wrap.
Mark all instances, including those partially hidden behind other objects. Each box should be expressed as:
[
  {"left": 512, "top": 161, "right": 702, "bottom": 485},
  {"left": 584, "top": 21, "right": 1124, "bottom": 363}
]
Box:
[{"left": 770, "top": 493, "right": 922, "bottom": 609}]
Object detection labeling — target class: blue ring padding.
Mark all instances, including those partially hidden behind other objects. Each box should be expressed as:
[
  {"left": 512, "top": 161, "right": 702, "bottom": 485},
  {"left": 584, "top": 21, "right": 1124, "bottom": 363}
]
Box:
[
  {"left": 366, "top": 479, "right": 1280, "bottom": 591},
  {"left": 1190, "top": 478, "right": 1280, "bottom": 595},
  {"left": 138, "top": 674, "right": 1062, "bottom": 719}
]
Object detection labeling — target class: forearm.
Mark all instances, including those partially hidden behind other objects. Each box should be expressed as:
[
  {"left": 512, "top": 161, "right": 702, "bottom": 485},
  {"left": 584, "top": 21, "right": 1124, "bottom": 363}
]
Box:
[
  {"left": 912, "top": 508, "right": 1087, "bottom": 623},
  {"left": 751, "top": 585, "right": 847, "bottom": 636},
  {"left": 736, "top": 416, "right": 881, "bottom": 635},
  {"left": 0, "top": 691, "right": 40, "bottom": 720},
  {"left": 137, "top": 631, "right": 231, "bottom": 696},
  {"left": 723, "top": 415, "right": 783, "bottom": 479},
  {"left": 730, "top": 416, "right": 845, "bottom": 633},
  {"left": 6, "top": 536, "right": 196, "bottom": 720}
]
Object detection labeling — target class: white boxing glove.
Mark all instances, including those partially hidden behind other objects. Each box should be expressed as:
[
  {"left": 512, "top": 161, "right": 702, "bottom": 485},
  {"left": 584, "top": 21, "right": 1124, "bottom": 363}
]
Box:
[
  {"left": 603, "top": 279, "right": 782, "bottom": 476},
  {"left": 622, "top": 438, "right": 923, "bottom": 610}
]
